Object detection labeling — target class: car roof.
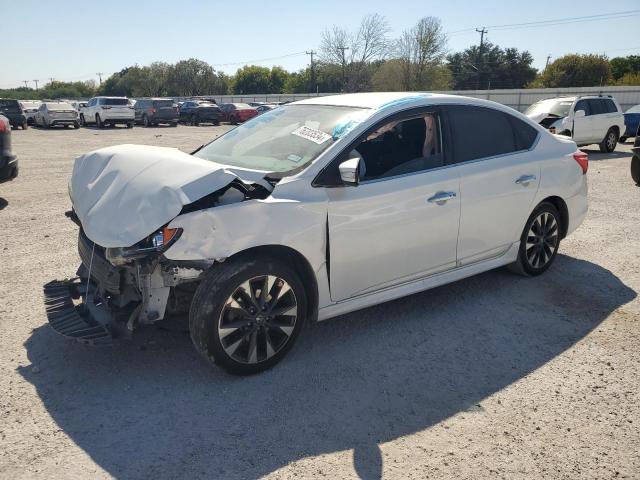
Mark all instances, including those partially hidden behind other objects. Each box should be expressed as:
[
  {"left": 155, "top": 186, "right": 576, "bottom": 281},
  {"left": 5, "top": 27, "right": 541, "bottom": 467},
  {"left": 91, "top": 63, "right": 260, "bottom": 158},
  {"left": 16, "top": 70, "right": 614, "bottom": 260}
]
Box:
[{"left": 291, "top": 92, "right": 526, "bottom": 113}]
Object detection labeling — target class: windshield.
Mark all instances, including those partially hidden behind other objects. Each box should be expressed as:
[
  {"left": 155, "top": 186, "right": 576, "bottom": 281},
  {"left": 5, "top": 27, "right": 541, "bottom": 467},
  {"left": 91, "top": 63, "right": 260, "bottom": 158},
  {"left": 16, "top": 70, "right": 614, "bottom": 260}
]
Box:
[
  {"left": 47, "top": 102, "right": 73, "bottom": 110},
  {"left": 154, "top": 100, "right": 174, "bottom": 107},
  {"left": 194, "top": 104, "right": 370, "bottom": 174},
  {"left": 525, "top": 99, "right": 573, "bottom": 117}
]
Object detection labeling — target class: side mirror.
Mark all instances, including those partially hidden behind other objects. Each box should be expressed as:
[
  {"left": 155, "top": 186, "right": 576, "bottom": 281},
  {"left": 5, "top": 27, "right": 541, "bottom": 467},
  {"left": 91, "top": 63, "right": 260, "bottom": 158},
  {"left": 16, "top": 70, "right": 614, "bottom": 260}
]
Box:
[
  {"left": 574, "top": 109, "right": 586, "bottom": 118},
  {"left": 339, "top": 156, "right": 361, "bottom": 186}
]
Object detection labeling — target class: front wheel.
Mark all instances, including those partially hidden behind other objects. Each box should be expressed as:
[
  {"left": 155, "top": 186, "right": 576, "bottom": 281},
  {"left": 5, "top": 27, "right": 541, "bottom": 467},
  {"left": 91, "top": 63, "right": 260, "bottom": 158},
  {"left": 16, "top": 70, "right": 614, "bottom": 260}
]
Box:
[
  {"left": 631, "top": 154, "right": 640, "bottom": 185},
  {"left": 22, "top": 121, "right": 28, "bottom": 130},
  {"left": 126, "top": 122, "right": 133, "bottom": 129},
  {"left": 189, "top": 257, "right": 307, "bottom": 375},
  {"left": 79, "top": 114, "right": 86, "bottom": 127},
  {"left": 509, "top": 202, "right": 562, "bottom": 276},
  {"left": 96, "top": 114, "right": 103, "bottom": 129},
  {"left": 599, "top": 128, "right": 618, "bottom": 153}
]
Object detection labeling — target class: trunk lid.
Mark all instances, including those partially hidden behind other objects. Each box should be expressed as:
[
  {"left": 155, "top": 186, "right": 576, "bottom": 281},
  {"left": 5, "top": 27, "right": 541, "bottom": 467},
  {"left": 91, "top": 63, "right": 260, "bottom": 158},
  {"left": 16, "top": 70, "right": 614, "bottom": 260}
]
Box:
[{"left": 70, "top": 144, "right": 269, "bottom": 248}]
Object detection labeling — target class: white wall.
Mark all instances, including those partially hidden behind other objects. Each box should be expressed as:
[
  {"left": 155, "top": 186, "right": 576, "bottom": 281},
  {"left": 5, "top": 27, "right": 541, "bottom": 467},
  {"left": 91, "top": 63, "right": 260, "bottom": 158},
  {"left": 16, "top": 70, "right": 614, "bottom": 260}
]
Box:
[{"left": 180, "top": 86, "right": 640, "bottom": 112}]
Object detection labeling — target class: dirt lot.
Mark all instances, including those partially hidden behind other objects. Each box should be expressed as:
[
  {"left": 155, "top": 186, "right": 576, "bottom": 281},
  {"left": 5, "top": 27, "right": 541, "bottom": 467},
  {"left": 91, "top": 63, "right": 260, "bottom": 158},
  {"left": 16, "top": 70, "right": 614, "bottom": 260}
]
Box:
[{"left": 0, "top": 124, "right": 638, "bottom": 480}]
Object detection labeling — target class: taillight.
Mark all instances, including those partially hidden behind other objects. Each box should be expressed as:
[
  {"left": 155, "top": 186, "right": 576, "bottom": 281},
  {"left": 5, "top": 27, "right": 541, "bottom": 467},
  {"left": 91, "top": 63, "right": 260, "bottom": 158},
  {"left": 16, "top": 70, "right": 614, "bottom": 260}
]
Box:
[
  {"left": 149, "top": 107, "right": 156, "bottom": 113},
  {"left": 573, "top": 151, "right": 588, "bottom": 174},
  {"left": 0, "top": 117, "right": 8, "bottom": 132}
]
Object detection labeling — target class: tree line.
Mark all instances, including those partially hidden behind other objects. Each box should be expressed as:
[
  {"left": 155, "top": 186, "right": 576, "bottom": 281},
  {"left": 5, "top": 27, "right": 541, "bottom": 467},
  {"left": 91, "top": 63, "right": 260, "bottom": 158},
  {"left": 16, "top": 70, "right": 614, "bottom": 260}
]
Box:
[{"left": 1, "top": 15, "right": 638, "bottom": 100}]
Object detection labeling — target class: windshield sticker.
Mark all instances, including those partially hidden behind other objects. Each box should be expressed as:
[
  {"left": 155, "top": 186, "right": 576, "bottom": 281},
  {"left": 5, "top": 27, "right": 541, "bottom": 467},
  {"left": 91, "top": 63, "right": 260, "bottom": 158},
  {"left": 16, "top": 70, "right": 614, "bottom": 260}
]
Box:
[
  {"left": 291, "top": 125, "right": 332, "bottom": 145},
  {"left": 287, "top": 154, "right": 303, "bottom": 163}
]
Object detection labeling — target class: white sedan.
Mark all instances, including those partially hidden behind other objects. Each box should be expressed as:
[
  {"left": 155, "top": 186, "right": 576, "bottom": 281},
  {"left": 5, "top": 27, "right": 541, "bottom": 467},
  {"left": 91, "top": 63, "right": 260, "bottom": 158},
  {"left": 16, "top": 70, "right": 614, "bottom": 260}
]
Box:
[{"left": 48, "top": 92, "right": 588, "bottom": 375}]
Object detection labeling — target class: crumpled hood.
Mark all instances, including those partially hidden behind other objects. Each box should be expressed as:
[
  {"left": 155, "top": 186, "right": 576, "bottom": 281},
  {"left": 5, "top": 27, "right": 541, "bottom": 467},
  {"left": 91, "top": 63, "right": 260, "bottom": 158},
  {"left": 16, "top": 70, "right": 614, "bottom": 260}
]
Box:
[
  {"left": 526, "top": 111, "right": 551, "bottom": 123},
  {"left": 70, "top": 144, "right": 266, "bottom": 248}
]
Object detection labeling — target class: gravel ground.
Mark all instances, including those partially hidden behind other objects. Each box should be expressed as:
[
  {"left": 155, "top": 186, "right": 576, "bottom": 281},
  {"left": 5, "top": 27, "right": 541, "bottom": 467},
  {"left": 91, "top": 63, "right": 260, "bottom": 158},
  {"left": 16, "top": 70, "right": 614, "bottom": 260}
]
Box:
[{"left": 0, "top": 125, "right": 638, "bottom": 480}]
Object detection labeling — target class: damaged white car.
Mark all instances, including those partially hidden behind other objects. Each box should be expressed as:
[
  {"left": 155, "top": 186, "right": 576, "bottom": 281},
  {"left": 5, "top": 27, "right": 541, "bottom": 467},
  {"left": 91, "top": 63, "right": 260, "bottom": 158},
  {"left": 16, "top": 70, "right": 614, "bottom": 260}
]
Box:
[
  {"left": 525, "top": 95, "right": 625, "bottom": 152},
  {"left": 45, "top": 92, "right": 588, "bottom": 375}
]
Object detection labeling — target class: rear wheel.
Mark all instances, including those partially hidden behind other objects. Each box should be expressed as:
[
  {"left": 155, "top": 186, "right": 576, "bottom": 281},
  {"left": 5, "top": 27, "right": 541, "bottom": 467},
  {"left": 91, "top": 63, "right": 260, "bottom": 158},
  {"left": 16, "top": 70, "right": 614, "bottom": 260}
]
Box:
[
  {"left": 21, "top": 120, "right": 28, "bottom": 130},
  {"left": 143, "top": 115, "right": 150, "bottom": 127},
  {"left": 126, "top": 122, "right": 133, "bottom": 129},
  {"left": 189, "top": 257, "right": 306, "bottom": 375},
  {"left": 96, "top": 114, "right": 103, "bottom": 129},
  {"left": 79, "top": 114, "right": 86, "bottom": 127},
  {"left": 73, "top": 122, "right": 80, "bottom": 129},
  {"left": 510, "top": 202, "right": 562, "bottom": 276},
  {"left": 599, "top": 128, "right": 618, "bottom": 153}
]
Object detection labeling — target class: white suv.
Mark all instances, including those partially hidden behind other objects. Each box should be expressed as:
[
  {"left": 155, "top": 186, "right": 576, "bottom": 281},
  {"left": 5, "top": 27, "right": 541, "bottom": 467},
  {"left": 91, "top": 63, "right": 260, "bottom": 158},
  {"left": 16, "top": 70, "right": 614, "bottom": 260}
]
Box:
[
  {"left": 79, "top": 96, "right": 134, "bottom": 129},
  {"left": 526, "top": 95, "right": 625, "bottom": 152}
]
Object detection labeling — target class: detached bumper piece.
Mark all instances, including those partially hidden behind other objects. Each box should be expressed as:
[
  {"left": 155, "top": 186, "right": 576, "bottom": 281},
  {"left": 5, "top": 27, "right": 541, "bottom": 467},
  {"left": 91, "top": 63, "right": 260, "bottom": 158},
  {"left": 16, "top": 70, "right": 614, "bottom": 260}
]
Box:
[{"left": 43, "top": 278, "right": 113, "bottom": 345}]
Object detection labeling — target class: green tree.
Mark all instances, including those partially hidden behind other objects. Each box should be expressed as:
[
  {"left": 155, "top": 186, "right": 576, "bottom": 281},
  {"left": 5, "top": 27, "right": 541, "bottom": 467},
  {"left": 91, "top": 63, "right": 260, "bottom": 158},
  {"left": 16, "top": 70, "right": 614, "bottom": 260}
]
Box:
[
  {"left": 616, "top": 72, "right": 640, "bottom": 86},
  {"left": 372, "top": 59, "right": 452, "bottom": 91},
  {"left": 447, "top": 43, "right": 537, "bottom": 90},
  {"left": 231, "top": 65, "right": 272, "bottom": 94},
  {"left": 269, "top": 66, "right": 290, "bottom": 94},
  {"left": 538, "top": 54, "right": 611, "bottom": 88},
  {"left": 610, "top": 55, "right": 640, "bottom": 81}
]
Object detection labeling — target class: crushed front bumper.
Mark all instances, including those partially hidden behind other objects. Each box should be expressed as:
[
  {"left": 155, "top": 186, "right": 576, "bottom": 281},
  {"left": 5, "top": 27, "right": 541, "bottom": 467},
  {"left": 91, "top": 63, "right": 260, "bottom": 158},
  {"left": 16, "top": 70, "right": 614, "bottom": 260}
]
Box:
[{"left": 43, "top": 278, "right": 114, "bottom": 345}]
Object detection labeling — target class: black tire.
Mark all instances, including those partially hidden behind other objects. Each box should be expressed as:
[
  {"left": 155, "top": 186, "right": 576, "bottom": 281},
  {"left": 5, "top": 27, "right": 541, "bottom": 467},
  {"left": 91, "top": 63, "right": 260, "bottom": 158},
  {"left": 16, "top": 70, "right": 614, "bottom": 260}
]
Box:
[
  {"left": 599, "top": 128, "right": 618, "bottom": 153},
  {"left": 143, "top": 115, "right": 150, "bottom": 127},
  {"left": 189, "top": 256, "right": 307, "bottom": 375},
  {"left": 509, "top": 202, "right": 562, "bottom": 277},
  {"left": 190, "top": 115, "right": 199, "bottom": 126},
  {"left": 620, "top": 136, "right": 628, "bottom": 143},
  {"left": 631, "top": 154, "right": 640, "bottom": 185},
  {"left": 96, "top": 114, "right": 103, "bottom": 129},
  {"left": 73, "top": 122, "right": 80, "bottom": 129},
  {"left": 127, "top": 122, "right": 133, "bottom": 129},
  {"left": 214, "top": 120, "right": 220, "bottom": 126},
  {"left": 22, "top": 121, "right": 28, "bottom": 130},
  {"left": 170, "top": 122, "right": 178, "bottom": 127},
  {"left": 79, "top": 114, "right": 86, "bottom": 127}
]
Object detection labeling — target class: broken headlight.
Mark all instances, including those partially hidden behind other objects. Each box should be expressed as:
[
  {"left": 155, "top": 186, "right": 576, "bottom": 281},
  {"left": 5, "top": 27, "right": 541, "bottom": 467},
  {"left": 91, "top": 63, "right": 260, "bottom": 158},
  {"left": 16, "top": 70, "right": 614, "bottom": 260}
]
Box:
[{"left": 105, "top": 227, "right": 182, "bottom": 266}]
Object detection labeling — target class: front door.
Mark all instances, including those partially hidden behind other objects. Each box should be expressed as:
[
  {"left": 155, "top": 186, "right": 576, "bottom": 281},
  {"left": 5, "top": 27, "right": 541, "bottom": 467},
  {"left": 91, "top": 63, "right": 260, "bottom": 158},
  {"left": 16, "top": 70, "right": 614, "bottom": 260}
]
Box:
[{"left": 325, "top": 110, "right": 460, "bottom": 302}]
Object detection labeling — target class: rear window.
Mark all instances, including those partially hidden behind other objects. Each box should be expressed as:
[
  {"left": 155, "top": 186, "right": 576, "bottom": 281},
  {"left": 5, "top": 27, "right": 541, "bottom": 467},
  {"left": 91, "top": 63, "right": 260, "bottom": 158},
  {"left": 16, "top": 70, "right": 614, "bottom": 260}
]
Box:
[
  {"left": 154, "top": 100, "right": 174, "bottom": 107},
  {"left": 102, "top": 98, "right": 129, "bottom": 106},
  {"left": 0, "top": 99, "right": 20, "bottom": 109},
  {"left": 234, "top": 103, "right": 252, "bottom": 109},
  {"left": 603, "top": 99, "right": 618, "bottom": 113},
  {"left": 587, "top": 99, "right": 607, "bottom": 115},
  {"left": 47, "top": 102, "right": 73, "bottom": 110}
]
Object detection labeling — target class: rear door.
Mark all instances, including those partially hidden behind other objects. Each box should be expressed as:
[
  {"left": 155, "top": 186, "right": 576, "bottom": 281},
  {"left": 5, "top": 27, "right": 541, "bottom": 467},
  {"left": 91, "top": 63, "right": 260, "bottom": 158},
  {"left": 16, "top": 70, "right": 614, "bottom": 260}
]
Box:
[
  {"left": 587, "top": 99, "right": 609, "bottom": 142},
  {"left": 448, "top": 105, "right": 541, "bottom": 265}
]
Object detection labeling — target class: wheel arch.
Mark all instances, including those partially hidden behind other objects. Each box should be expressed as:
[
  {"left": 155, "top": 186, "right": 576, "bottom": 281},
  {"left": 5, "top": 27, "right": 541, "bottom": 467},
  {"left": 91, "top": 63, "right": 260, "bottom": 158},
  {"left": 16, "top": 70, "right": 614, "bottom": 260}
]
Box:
[
  {"left": 539, "top": 195, "right": 569, "bottom": 239},
  {"left": 223, "top": 244, "right": 319, "bottom": 323}
]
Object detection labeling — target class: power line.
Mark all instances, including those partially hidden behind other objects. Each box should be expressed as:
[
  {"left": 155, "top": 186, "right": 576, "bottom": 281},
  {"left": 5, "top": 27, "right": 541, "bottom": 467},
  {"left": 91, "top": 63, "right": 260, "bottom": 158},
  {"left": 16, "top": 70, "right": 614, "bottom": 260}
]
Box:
[
  {"left": 211, "top": 51, "right": 307, "bottom": 68},
  {"left": 448, "top": 10, "right": 640, "bottom": 35}
]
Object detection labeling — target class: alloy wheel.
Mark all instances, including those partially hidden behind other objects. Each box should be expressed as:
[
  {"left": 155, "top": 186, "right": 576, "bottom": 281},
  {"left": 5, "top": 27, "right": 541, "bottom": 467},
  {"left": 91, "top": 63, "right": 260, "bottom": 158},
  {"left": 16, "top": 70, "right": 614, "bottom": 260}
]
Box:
[
  {"left": 607, "top": 131, "right": 616, "bottom": 151},
  {"left": 218, "top": 275, "right": 297, "bottom": 364},
  {"left": 525, "top": 212, "right": 559, "bottom": 269}
]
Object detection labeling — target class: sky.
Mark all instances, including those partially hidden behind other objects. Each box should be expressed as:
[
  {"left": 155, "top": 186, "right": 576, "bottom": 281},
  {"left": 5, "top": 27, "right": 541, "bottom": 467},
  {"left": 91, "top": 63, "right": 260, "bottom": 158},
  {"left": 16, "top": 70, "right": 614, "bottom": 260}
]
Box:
[{"left": 1, "top": 0, "right": 639, "bottom": 89}]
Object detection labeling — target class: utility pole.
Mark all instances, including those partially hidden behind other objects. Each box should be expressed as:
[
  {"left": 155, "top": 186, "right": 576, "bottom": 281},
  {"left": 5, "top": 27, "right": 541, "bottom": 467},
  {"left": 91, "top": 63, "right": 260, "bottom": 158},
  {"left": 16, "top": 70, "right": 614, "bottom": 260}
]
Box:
[
  {"left": 306, "top": 50, "right": 317, "bottom": 94},
  {"left": 33, "top": 79, "right": 39, "bottom": 90},
  {"left": 337, "top": 46, "right": 349, "bottom": 92},
  {"left": 96, "top": 72, "right": 104, "bottom": 85},
  {"left": 49, "top": 77, "right": 55, "bottom": 84},
  {"left": 545, "top": 55, "right": 552, "bottom": 71},
  {"left": 23, "top": 80, "right": 29, "bottom": 88},
  {"left": 475, "top": 27, "right": 487, "bottom": 90}
]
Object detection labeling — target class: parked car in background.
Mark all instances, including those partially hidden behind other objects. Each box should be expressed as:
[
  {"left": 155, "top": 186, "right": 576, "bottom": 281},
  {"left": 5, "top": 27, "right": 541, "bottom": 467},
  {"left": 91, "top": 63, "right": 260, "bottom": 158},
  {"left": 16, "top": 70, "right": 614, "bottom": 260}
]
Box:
[
  {"left": 0, "top": 99, "right": 27, "bottom": 130},
  {"left": 79, "top": 97, "right": 134, "bottom": 128},
  {"left": 34, "top": 102, "right": 80, "bottom": 129},
  {"left": 48, "top": 92, "right": 588, "bottom": 375},
  {"left": 219, "top": 103, "right": 258, "bottom": 124},
  {"left": 632, "top": 134, "right": 640, "bottom": 185},
  {"left": 20, "top": 100, "right": 42, "bottom": 125},
  {"left": 621, "top": 104, "right": 640, "bottom": 142},
  {"left": 178, "top": 100, "right": 221, "bottom": 126},
  {"left": 256, "top": 104, "right": 277, "bottom": 114},
  {"left": 525, "top": 95, "right": 625, "bottom": 152},
  {"left": 134, "top": 98, "right": 179, "bottom": 127},
  {"left": 0, "top": 114, "right": 18, "bottom": 183},
  {"left": 69, "top": 101, "right": 87, "bottom": 116}
]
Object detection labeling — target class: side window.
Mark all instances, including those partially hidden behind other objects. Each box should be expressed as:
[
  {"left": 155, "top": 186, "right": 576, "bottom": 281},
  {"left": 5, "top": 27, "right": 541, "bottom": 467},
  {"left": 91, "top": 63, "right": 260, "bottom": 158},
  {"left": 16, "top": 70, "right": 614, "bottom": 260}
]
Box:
[
  {"left": 357, "top": 112, "right": 443, "bottom": 181},
  {"left": 509, "top": 115, "right": 539, "bottom": 150},
  {"left": 604, "top": 99, "right": 618, "bottom": 113},
  {"left": 575, "top": 99, "right": 590, "bottom": 116},
  {"left": 588, "top": 99, "right": 605, "bottom": 115},
  {"left": 448, "top": 106, "right": 517, "bottom": 163}
]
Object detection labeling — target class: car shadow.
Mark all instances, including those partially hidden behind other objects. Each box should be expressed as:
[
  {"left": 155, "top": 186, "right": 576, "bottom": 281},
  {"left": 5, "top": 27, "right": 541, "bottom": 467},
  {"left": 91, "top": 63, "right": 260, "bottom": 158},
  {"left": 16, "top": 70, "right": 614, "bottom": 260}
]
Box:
[
  {"left": 20, "top": 255, "right": 635, "bottom": 480},
  {"left": 580, "top": 147, "right": 631, "bottom": 161},
  {"left": 0, "top": 197, "right": 7, "bottom": 210}
]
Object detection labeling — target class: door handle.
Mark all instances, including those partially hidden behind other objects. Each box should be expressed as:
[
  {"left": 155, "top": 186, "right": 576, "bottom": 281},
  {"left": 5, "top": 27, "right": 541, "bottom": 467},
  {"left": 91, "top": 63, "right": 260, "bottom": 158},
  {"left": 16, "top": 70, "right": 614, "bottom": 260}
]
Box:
[
  {"left": 515, "top": 174, "right": 537, "bottom": 186},
  {"left": 427, "top": 191, "right": 457, "bottom": 205}
]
